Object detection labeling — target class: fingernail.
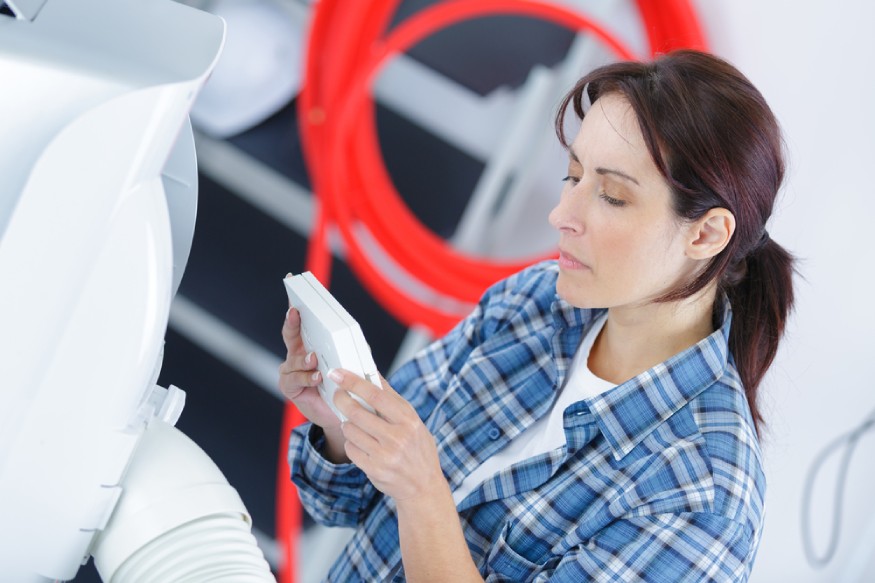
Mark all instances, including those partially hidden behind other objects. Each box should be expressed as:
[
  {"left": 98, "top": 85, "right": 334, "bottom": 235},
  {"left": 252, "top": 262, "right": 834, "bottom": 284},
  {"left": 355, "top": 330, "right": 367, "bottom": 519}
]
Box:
[
  {"left": 285, "top": 272, "right": 293, "bottom": 278},
  {"left": 286, "top": 307, "right": 291, "bottom": 320},
  {"left": 311, "top": 371, "right": 320, "bottom": 382},
  {"left": 305, "top": 352, "right": 313, "bottom": 365},
  {"left": 328, "top": 369, "right": 343, "bottom": 383}
]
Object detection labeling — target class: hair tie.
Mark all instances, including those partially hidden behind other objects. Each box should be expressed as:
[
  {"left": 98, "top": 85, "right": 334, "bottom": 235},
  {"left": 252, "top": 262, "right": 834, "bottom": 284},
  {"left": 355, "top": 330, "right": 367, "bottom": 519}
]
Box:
[{"left": 752, "top": 230, "right": 770, "bottom": 254}]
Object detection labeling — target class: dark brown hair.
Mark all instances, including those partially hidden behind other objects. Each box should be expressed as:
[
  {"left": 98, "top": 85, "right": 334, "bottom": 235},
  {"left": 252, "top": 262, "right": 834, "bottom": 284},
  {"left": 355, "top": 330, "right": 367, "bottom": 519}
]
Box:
[{"left": 555, "top": 49, "right": 795, "bottom": 435}]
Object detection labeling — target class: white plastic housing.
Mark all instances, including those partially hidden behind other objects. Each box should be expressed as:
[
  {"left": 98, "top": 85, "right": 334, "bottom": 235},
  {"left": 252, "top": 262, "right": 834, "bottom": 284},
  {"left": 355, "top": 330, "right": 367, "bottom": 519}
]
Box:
[
  {"left": 0, "top": 1, "right": 226, "bottom": 580},
  {"left": 284, "top": 272, "right": 381, "bottom": 421},
  {"left": 189, "top": 0, "right": 304, "bottom": 138}
]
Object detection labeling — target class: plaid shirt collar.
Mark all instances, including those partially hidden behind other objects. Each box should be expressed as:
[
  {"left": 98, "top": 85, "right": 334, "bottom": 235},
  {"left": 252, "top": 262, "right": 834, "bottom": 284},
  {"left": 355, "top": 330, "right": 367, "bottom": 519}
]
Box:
[{"left": 551, "top": 294, "right": 733, "bottom": 461}]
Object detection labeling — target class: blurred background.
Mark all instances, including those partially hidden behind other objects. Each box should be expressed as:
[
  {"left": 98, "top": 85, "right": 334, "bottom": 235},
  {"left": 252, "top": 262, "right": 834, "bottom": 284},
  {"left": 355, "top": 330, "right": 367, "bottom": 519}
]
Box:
[{"left": 66, "top": 0, "right": 875, "bottom": 581}]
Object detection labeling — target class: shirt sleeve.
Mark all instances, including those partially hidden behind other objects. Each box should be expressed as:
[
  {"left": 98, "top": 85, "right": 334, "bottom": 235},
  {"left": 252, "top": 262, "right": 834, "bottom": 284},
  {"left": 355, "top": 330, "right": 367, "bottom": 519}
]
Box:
[
  {"left": 288, "top": 423, "right": 374, "bottom": 528},
  {"left": 485, "top": 512, "right": 754, "bottom": 583}
]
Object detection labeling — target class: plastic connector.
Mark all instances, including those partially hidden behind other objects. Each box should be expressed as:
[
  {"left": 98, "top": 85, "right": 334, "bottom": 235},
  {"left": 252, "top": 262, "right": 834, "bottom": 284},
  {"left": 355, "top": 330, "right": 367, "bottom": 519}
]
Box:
[{"left": 132, "top": 385, "right": 187, "bottom": 430}]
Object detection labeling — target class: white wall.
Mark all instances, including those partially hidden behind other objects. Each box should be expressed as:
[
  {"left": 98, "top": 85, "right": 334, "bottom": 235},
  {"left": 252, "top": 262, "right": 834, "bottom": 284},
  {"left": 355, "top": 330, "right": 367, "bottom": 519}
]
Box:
[{"left": 693, "top": 1, "right": 875, "bottom": 581}]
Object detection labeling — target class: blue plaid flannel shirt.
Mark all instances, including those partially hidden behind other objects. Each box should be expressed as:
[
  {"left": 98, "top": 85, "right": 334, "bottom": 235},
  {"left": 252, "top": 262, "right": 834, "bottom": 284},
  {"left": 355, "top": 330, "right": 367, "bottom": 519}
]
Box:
[{"left": 289, "top": 261, "right": 765, "bottom": 582}]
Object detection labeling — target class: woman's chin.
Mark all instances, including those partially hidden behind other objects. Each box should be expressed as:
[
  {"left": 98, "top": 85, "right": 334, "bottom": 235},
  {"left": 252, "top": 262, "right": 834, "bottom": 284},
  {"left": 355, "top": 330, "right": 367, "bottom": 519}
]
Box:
[{"left": 555, "top": 277, "right": 601, "bottom": 309}]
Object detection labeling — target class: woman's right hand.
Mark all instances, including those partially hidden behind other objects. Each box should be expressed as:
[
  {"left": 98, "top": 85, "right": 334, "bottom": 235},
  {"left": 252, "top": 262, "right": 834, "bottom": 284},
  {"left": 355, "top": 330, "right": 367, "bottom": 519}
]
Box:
[{"left": 279, "top": 306, "right": 342, "bottom": 432}]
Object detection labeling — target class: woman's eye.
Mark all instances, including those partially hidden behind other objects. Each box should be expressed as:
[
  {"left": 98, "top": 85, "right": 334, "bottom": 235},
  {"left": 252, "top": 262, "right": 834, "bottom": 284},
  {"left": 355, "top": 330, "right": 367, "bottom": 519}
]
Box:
[
  {"left": 561, "top": 175, "right": 580, "bottom": 185},
  {"left": 599, "top": 193, "right": 626, "bottom": 207}
]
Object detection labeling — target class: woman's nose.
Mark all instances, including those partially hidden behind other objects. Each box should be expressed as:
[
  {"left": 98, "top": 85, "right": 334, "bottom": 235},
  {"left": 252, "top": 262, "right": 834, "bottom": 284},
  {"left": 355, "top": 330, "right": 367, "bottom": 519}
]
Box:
[
  {"left": 548, "top": 194, "right": 582, "bottom": 234},
  {"left": 547, "top": 203, "right": 564, "bottom": 230}
]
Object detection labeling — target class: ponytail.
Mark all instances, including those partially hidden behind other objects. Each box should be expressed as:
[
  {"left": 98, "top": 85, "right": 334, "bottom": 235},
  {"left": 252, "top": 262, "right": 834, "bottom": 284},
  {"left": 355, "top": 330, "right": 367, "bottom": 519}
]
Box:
[{"left": 724, "top": 237, "right": 795, "bottom": 435}]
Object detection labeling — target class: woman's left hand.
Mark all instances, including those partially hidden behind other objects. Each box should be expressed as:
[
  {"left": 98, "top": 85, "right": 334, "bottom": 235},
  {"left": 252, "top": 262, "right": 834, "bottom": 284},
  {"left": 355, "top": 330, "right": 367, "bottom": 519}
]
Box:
[{"left": 328, "top": 368, "right": 446, "bottom": 503}]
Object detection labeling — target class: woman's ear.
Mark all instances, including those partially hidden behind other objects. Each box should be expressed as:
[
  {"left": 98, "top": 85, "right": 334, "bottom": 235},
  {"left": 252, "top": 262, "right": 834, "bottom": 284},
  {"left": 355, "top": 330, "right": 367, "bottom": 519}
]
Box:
[{"left": 687, "top": 208, "right": 735, "bottom": 260}]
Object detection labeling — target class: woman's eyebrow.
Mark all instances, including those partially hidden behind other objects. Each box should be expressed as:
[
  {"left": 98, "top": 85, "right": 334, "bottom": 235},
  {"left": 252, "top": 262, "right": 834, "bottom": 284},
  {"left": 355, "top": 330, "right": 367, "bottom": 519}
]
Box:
[
  {"left": 595, "top": 167, "right": 640, "bottom": 186},
  {"left": 568, "top": 149, "right": 640, "bottom": 186}
]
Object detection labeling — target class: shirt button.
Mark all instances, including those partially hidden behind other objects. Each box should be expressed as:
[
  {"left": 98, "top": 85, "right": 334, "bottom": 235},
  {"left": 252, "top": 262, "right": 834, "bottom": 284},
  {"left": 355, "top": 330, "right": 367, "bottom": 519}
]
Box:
[{"left": 487, "top": 426, "right": 501, "bottom": 440}]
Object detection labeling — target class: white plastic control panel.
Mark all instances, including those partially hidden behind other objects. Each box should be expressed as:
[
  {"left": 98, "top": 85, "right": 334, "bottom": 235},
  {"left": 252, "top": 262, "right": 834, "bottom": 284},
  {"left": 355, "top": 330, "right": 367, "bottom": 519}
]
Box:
[{"left": 284, "top": 272, "right": 380, "bottom": 421}]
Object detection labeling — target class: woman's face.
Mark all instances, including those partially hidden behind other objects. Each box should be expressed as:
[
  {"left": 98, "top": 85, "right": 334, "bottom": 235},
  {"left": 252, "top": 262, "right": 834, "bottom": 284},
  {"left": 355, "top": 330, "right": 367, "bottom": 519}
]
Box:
[{"left": 548, "top": 92, "right": 701, "bottom": 310}]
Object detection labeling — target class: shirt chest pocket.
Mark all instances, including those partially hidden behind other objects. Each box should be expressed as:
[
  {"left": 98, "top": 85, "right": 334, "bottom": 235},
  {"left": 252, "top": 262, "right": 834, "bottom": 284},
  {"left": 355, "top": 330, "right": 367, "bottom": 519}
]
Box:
[{"left": 485, "top": 522, "right": 561, "bottom": 582}]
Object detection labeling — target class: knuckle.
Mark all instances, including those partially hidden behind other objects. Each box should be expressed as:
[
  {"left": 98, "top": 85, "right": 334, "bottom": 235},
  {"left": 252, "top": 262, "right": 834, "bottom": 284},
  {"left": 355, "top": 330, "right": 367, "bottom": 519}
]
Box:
[
  {"left": 386, "top": 431, "right": 406, "bottom": 452},
  {"left": 279, "top": 361, "right": 296, "bottom": 377},
  {"left": 385, "top": 449, "right": 403, "bottom": 468},
  {"left": 280, "top": 386, "right": 299, "bottom": 401},
  {"left": 347, "top": 404, "right": 367, "bottom": 425},
  {"left": 401, "top": 412, "right": 419, "bottom": 429},
  {"left": 282, "top": 371, "right": 313, "bottom": 391},
  {"left": 369, "top": 390, "right": 386, "bottom": 409},
  {"left": 404, "top": 421, "right": 421, "bottom": 437},
  {"left": 278, "top": 378, "right": 300, "bottom": 399}
]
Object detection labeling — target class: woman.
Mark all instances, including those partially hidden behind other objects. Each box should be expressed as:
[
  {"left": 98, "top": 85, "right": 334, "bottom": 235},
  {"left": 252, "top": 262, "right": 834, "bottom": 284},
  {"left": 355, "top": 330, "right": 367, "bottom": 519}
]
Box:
[{"left": 280, "top": 50, "right": 794, "bottom": 582}]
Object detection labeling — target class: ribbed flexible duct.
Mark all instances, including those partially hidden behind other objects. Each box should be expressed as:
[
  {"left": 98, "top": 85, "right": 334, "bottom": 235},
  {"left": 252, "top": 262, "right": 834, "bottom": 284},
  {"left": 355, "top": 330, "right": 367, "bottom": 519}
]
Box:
[
  {"left": 112, "top": 514, "right": 271, "bottom": 582},
  {"left": 92, "top": 420, "right": 274, "bottom": 582}
]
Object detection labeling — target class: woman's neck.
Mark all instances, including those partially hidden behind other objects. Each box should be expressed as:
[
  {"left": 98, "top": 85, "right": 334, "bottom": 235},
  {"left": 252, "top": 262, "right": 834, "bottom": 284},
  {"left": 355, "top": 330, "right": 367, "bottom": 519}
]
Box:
[{"left": 588, "top": 287, "right": 718, "bottom": 385}]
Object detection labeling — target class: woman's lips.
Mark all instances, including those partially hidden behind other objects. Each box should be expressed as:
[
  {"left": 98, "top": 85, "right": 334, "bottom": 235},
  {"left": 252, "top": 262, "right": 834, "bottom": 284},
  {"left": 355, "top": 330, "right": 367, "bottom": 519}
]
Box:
[{"left": 558, "top": 250, "right": 589, "bottom": 270}]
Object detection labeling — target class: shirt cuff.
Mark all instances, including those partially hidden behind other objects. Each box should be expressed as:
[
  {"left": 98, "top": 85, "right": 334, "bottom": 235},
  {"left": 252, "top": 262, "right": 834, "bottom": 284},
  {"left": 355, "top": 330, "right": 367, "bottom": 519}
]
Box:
[{"left": 288, "top": 422, "right": 373, "bottom": 527}]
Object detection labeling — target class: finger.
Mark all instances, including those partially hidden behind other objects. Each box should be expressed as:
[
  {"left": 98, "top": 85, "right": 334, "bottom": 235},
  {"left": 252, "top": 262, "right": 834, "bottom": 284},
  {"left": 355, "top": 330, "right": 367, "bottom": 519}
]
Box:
[
  {"left": 278, "top": 374, "right": 320, "bottom": 402},
  {"left": 281, "top": 306, "right": 306, "bottom": 357},
  {"left": 334, "top": 388, "right": 390, "bottom": 440},
  {"left": 340, "top": 420, "right": 380, "bottom": 456},
  {"left": 344, "top": 439, "right": 373, "bottom": 474},
  {"left": 284, "top": 272, "right": 294, "bottom": 307},
  {"left": 377, "top": 373, "right": 397, "bottom": 394},
  {"left": 328, "top": 369, "right": 391, "bottom": 420},
  {"left": 278, "top": 351, "right": 319, "bottom": 375},
  {"left": 375, "top": 375, "right": 417, "bottom": 420},
  {"left": 278, "top": 367, "right": 322, "bottom": 391},
  {"left": 331, "top": 369, "right": 411, "bottom": 424}
]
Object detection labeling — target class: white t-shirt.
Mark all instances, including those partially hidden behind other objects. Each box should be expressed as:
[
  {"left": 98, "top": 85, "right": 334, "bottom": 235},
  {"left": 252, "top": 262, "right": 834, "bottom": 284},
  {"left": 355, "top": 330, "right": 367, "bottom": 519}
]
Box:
[{"left": 452, "top": 313, "right": 615, "bottom": 505}]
